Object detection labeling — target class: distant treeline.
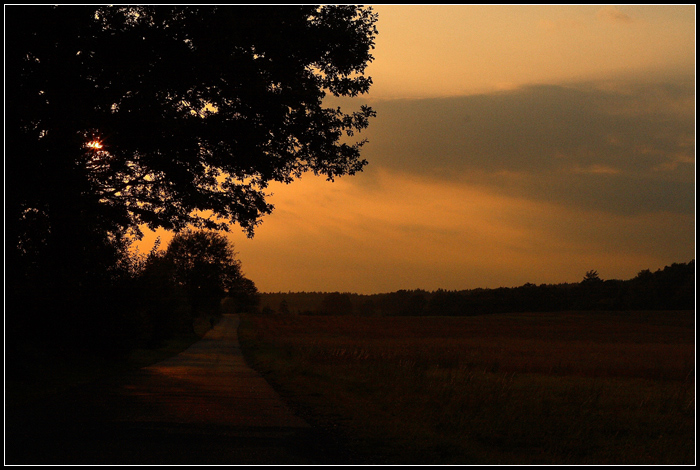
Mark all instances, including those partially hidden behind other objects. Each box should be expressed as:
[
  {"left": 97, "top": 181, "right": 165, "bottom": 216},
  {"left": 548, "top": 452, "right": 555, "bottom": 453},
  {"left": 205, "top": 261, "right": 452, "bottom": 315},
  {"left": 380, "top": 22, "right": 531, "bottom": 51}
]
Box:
[{"left": 258, "top": 261, "right": 695, "bottom": 316}]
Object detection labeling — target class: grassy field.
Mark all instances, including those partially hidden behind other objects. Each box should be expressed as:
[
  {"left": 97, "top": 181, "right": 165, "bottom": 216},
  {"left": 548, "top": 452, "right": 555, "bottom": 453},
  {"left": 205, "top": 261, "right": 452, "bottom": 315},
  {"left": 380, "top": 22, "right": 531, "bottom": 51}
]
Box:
[{"left": 238, "top": 311, "right": 695, "bottom": 464}]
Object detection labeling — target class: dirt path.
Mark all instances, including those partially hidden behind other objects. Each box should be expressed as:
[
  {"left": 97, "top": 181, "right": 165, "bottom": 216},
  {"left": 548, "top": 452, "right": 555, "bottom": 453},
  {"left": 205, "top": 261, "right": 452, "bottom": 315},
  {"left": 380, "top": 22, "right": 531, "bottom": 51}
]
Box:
[{"left": 7, "top": 314, "right": 345, "bottom": 464}]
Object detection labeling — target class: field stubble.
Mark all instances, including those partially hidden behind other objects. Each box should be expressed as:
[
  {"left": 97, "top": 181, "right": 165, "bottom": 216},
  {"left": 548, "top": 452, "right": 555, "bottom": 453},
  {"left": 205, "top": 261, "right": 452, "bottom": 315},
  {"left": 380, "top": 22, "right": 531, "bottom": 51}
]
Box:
[{"left": 238, "top": 311, "right": 694, "bottom": 464}]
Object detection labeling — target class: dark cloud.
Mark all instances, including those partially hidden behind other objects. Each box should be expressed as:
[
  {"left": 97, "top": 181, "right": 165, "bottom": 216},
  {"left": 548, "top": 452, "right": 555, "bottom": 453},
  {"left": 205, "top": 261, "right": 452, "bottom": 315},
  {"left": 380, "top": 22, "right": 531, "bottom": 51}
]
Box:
[
  {"left": 596, "top": 6, "right": 634, "bottom": 25},
  {"left": 359, "top": 79, "right": 695, "bottom": 215}
]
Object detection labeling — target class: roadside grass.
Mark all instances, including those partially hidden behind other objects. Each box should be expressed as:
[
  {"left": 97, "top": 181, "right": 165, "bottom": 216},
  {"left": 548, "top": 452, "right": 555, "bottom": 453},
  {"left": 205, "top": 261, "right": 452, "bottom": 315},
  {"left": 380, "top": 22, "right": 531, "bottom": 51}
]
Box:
[{"left": 238, "top": 311, "right": 695, "bottom": 464}]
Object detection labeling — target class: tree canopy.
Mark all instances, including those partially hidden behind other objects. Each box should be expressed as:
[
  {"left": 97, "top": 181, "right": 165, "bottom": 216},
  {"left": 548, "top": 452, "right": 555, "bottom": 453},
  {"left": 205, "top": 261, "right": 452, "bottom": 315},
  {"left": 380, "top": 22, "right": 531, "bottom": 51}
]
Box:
[
  {"left": 6, "top": 5, "right": 377, "bottom": 356},
  {"left": 163, "top": 230, "right": 256, "bottom": 315},
  {"left": 7, "top": 5, "right": 378, "bottom": 262}
]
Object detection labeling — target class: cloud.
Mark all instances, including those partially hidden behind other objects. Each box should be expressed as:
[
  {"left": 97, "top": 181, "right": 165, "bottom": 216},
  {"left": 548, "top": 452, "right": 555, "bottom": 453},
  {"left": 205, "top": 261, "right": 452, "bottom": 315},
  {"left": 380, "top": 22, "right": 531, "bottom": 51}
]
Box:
[
  {"left": 136, "top": 76, "right": 695, "bottom": 294},
  {"left": 568, "top": 164, "right": 621, "bottom": 175},
  {"left": 596, "top": 6, "right": 634, "bottom": 25},
  {"left": 222, "top": 169, "right": 694, "bottom": 293},
  {"left": 357, "top": 78, "right": 695, "bottom": 216}
]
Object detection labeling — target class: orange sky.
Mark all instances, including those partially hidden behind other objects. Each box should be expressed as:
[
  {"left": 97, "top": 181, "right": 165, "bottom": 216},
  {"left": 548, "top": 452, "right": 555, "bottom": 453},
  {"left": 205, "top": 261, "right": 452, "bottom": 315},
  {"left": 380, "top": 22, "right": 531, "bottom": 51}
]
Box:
[{"left": 136, "top": 5, "right": 695, "bottom": 294}]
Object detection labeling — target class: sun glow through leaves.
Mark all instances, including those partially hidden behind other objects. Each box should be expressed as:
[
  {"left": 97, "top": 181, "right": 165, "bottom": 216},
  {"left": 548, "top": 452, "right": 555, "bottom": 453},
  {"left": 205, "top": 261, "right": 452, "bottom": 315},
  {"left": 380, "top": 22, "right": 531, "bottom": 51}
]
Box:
[{"left": 86, "top": 139, "right": 103, "bottom": 150}]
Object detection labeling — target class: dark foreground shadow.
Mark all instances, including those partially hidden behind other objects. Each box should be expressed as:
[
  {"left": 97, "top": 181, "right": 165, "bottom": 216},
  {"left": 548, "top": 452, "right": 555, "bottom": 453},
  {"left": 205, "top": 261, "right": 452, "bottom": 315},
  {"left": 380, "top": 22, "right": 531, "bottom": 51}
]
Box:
[
  {"left": 6, "top": 315, "right": 357, "bottom": 465},
  {"left": 7, "top": 418, "right": 352, "bottom": 465}
]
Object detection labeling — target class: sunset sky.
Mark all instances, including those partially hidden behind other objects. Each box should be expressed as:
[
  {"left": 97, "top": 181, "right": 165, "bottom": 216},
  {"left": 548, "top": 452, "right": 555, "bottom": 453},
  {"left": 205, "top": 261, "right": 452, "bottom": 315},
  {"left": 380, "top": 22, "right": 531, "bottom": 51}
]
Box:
[{"left": 138, "top": 5, "right": 695, "bottom": 294}]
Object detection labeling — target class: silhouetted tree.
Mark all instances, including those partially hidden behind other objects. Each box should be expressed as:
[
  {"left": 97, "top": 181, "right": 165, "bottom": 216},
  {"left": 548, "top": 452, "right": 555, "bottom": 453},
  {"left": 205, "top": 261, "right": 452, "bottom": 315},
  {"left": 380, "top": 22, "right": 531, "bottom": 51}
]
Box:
[
  {"left": 359, "top": 298, "right": 378, "bottom": 316},
  {"left": 320, "top": 292, "right": 354, "bottom": 315},
  {"left": 132, "top": 244, "right": 188, "bottom": 344},
  {"left": 279, "top": 300, "right": 291, "bottom": 315},
  {"left": 7, "top": 5, "right": 377, "bottom": 245},
  {"left": 226, "top": 277, "right": 261, "bottom": 313},
  {"left": 6, "top": 5, "right": 377, "bottom": 348},
  {"left": 164, "top": 230, "right": 251, "bottom": 317},
  {"left": 428, "top": 289, "right": 465, "bottom": 316},
  {"left": 625, "top": 261, "right": 695, "bottom": 310},
  {"left": 582, "top": 270, "right": 602, "bottom": 284}
]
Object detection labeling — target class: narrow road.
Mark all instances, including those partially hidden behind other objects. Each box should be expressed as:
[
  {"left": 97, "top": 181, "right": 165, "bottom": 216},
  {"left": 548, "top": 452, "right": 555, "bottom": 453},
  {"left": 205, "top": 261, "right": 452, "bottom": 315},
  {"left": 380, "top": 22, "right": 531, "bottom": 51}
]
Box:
[{"left": 7, "top": 314, "right": 344, "bottom": 464}]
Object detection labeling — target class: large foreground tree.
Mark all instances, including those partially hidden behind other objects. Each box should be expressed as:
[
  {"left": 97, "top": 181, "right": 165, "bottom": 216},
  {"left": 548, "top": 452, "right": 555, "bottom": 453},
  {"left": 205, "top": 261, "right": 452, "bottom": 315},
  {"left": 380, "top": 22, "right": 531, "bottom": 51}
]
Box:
[
  {"left": 7, "top": 5, "right": 377, "bottom": 263},
  {"left": 6, "top": 5, "right": 377, "bottom": 352}
]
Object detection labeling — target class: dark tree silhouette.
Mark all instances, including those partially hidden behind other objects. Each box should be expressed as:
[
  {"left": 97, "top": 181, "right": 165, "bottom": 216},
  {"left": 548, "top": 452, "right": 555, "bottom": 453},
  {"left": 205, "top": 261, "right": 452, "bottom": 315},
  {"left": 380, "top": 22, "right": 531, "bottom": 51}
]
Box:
[
  {"left": 6, "top": 5, "right": 377, "bottom": 346},
  {"left": 582, "top": 270, "right": 602, "bottom": 284},
  {"left": 320, "top": 292, "right": 354, "bottom": 315},
  {"left": 225, "top": 277, "right": 261, "bottom": 313},
  {"left": 279, "top": 300, "right": 291, "bottom": 315},
  {"left": 164, "top": 230, "right": 253, "bottom": 317},
  {"left": 7, "top": 5, "right": 377, "bottom": 243}
]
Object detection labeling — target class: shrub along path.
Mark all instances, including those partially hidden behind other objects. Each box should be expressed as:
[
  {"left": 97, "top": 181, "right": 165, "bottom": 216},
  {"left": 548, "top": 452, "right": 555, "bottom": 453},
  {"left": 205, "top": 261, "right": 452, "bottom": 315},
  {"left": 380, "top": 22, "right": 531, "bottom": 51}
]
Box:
[{"left": 7, "top": 314, "right": 344, "bottom": 464}]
